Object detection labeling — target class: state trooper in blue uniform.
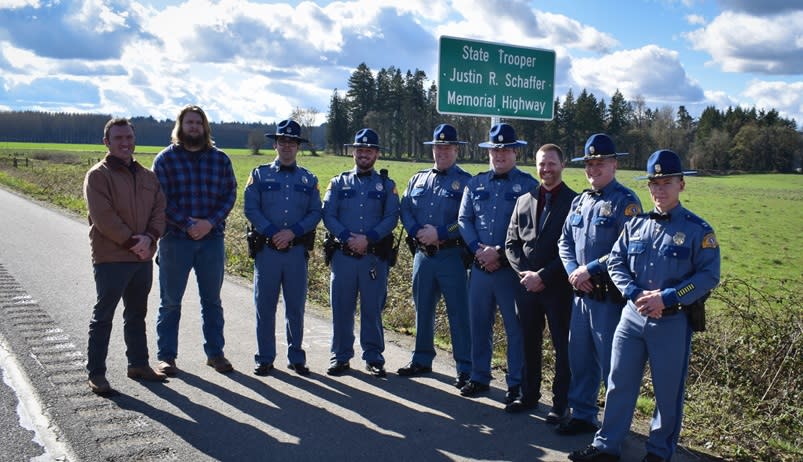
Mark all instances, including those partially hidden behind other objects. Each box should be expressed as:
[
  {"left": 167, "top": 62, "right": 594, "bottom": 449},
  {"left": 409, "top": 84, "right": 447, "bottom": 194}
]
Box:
[
  {"left": 323, "top": 128, "right": 400, "bottom": 377},
  {"left": 244, "top": 119, "right": 321, "bottom": 376},
  {"left": 569, "top": 150, "right": 720, "bottom": 462},
  {"left": 397, "top": 124, "right": 473, "bottom": 388},
  {"left": 557, "top": 133, "right": 642, "bottom": 435},
  {"left": 458, "top": 123, "right": 538, "bottom": 402}
]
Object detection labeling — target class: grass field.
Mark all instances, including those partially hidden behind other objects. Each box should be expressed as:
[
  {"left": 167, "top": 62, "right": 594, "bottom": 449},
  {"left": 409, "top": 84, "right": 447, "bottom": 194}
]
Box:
[{"left": 2, "top": 143, "right": 802, "bottom": 287}]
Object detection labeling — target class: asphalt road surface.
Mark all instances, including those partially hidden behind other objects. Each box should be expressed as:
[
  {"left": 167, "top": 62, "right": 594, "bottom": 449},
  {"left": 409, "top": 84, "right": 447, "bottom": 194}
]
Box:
[{"left": 0, "top": 186, "right": 714, "bottom": 462}]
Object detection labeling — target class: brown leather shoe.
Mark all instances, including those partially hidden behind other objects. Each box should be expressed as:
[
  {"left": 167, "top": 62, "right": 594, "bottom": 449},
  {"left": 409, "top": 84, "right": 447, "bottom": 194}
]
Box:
[
  {"left": 88, "top": 375, "right": 112, "bottom": 395},
  {"left": 156, "top": 359, "right": 178, "bottom": 377},
  {"left": 127, "top": 366, "right": 168, "bottom": 382},
  {"left": 206, "top": 355, "right": 234, "bottom": 373}
]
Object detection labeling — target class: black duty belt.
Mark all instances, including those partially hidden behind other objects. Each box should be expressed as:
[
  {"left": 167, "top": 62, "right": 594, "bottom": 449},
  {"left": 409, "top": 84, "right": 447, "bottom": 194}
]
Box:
[
  {"left": 265, "top": 236, "right": 306, "bottom": 252},
  {"left": 416, "top": 238, "right": 464, "bottom": 255},
  {"left": 661, "top": 305, "right": 683, "bottom": 316},
  {"left": 336, "top": 241, "right": 379, "bottom": 258}
]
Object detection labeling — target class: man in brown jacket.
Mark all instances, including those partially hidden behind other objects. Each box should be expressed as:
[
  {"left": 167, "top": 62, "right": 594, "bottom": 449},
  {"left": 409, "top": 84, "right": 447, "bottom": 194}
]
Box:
[{"left": 84, "top": 118, "right": 167, "bottom": 395}]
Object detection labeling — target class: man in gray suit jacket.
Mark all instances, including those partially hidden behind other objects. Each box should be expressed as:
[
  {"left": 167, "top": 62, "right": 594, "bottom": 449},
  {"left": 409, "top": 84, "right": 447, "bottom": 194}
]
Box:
[{"left": 505, "top": 144, "right": 577, "bottom": 421}]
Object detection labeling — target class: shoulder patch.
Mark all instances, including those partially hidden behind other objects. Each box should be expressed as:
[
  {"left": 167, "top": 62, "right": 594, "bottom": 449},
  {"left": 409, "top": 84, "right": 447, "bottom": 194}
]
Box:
[
  {"left": 702, "top": 232, "right": 719, "bottom": 249},
  {"left": 624, "top": 203, "right": 642, "bottom": 217}
]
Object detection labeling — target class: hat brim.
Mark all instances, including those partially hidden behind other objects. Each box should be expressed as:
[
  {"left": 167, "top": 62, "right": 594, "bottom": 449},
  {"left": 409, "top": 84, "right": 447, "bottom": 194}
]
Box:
[
  {"left": 266, "top": 134, "right": 309, "bottom": 144},
  {"left": 636, "top": 171, "right": 697, "bottom": 180},
  {"left": 478, "top": 140, "right": 527, "bottom": 149},
  {"left": 423, "top": 140, "right": 467, "bottom": 145},
  {"left": 345, "top": 143, "right": 383, "bottom": 150},
  {"left": 570, "top": 152, "right": 628, "bottom": 162}
]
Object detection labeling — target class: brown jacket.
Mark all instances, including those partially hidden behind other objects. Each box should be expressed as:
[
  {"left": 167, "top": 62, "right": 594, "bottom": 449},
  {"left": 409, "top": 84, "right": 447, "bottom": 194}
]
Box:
[{"left": 84, "top": 154, "right": 166, "bottom": 264}]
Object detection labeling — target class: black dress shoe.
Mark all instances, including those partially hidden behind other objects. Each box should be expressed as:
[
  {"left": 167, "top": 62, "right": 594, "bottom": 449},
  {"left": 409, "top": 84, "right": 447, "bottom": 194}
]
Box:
[
  {"left": 396, "top": 362, "right": 432, "bottom": 376},
  {"left": 366, "top": 362, "right": 387, "bottom": 377},
  {"left": 504, "top": 385, "right": 521, "bottom": 404},
  {"left": 459, "top": 380, "right": 490, "bottom": 397},
  {"left": 568, "top": 445, "right": 619, "bottom": 462},
  {"left": 545, "top": 407, "right": 570, "bottom": 424},
  {"left": 454, "top": 372, "right": 470, "bottom": 389},
  {"left": 504, "top": 398, "right": 538, "bottom": 413},
  {"left": 556, "top": 418, "right": 600, "bottom": 435},
  {"left": 288, "top": 363, "right": 310, "bottom": 376},
  {"left": 327, "top": 361, "right": 350, "bottom": 376},
  {"left": 253, "top": 363, "right": 274, "bottom": 376}
]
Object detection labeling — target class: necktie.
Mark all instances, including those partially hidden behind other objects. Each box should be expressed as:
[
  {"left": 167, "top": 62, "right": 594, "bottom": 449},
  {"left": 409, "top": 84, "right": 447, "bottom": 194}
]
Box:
[
  {"left": 492, "top": 173, "right": 508, "bottom": 180},
  {"left": 539, "top": 191, "right": 552, "bottom": 232},
  {"left": 583, "top": 188, "right": 602, "bottom": 196}
]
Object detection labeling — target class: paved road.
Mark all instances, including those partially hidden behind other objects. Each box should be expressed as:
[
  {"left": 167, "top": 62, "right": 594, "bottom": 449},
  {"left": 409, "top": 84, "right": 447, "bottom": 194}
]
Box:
[{"left": 0, "top": 186, "right": 713, "bottom": 461}]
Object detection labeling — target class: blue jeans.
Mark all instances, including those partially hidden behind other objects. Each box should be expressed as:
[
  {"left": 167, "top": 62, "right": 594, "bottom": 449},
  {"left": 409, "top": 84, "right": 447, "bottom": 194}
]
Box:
[
  {"left": 87, "top": 261, "right": 153, "bottom": 377},
  {"left": 156, "top": 234, "right": 226, "bottom": 361}
]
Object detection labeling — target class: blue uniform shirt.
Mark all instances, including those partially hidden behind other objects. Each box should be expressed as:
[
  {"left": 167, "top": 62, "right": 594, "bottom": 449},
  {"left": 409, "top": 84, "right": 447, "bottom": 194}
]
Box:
[
  {"left": 243, "top": 160, "right": 322, "bottom": 237},
  {"left": 323, "top": 168, "right": 400, "bottom": 243},
  {"left": 559, "top": 179, "right": 642, "bottom": 276},
  {"left": 400, "top": 165, "right": 472, "bottom": 240},
  {"left": 459, "top": 168, "right": 538, "bottom": 253},
  {"left": 608, "top": 203, "right": 720, "bottom": 307}
]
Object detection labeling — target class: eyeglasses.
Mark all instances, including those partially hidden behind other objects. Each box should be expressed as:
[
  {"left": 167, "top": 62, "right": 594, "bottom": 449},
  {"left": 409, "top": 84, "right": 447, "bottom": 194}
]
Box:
[{"left": 276, "top": 139, "right": 299, "bottom": 147}]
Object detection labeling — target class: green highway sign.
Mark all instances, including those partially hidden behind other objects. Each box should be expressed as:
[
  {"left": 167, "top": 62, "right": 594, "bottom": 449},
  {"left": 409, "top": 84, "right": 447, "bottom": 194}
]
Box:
[{"left": 437, "top": 36, "right": 556, "bottom": 120}]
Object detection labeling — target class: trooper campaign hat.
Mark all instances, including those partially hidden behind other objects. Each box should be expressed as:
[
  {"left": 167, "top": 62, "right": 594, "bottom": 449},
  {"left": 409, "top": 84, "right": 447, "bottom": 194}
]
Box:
[
  {"left": 571, "top": 133, "right": 628, "bottom": 162},
  {"left": 423, "top": 124, "right": 467, "bottom": 145},
  {"left": 345, "top": 128, "right": 383, "bottom": 150},
  {"left": 638, "top": 149, "right": 697, "bottom": 179},
  {"left": 266, "top": 119, "right": 308, "bottom": 143},
  {"left": 478, "top": 123, "right": 527, "bottom": 148}
]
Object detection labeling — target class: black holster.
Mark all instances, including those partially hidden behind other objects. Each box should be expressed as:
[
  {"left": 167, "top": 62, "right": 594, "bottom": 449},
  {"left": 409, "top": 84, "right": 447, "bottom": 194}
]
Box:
[
  {"left": 246, "top": 226, "right": 267, "bottom": 258},
  {"left": 684, "top": 292, "right": 710, "bottom": 332},
  {"left": 323, "top": 232, "right": 338, "bottom": 266}
]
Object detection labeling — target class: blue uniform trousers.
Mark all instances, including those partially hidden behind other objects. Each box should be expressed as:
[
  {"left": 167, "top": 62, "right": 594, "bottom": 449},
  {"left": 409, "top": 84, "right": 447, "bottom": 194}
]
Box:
[
  {"left": 254, "top": 245, "right": 307, "bottom": 366},
  {"left": 593, "top": 304, "right": 692, "bottom": 459},
  {"left": 329, "top": 251, "right": 388, "bottom": 364},
  {"left": 156, "top": 234, "right": 226, "bottom": 361},
  {"left": 410, "top": 247, "right": 471, "bottom": 374},
  {"left": 568, "top": 295, "right": 624, "bottom": 424},
  {"left": 467, "top": 266, "right": 522, "bottom": 387}
]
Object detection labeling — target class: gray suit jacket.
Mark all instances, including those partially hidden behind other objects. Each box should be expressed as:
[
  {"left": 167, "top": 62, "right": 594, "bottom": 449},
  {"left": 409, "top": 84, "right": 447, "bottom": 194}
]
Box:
[{"left": 505, "top": 182, "right": 577, "bottom": 290}]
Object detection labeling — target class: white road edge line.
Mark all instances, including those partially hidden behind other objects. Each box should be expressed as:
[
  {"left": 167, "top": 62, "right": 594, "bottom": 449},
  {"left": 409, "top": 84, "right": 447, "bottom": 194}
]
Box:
[{"left": 0, "top": 336, "right": 76, "bottom": 462}]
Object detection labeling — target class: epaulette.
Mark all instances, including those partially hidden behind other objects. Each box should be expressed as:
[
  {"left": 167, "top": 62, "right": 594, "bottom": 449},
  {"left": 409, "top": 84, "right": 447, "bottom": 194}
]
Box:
[
  {"left": 455, "top": 167, "right": 472, "bottom": 177},
  {"left": 684, "top": 212, "right": 713, "bottom": 230}
]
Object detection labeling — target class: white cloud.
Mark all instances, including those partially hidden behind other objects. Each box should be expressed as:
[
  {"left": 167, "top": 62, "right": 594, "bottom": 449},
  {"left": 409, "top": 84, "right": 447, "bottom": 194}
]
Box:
[
  {"left": 743, "top": 80, "right": 803, "bottom": 123},
  {"left": 685, "top": 11, "right": 803, "bottom": 74},
  {"left": 568, "top": 45, "right": 705, "bottom": 105},
  {"left": 685, "top": 14, "right": 705, "bottom": 25}
]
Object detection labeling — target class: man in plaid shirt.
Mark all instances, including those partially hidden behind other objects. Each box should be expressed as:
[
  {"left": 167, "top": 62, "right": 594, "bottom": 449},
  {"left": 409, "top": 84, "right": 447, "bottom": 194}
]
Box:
[{"left": 152, "top": 105, "right": 237, "bottom": 375}]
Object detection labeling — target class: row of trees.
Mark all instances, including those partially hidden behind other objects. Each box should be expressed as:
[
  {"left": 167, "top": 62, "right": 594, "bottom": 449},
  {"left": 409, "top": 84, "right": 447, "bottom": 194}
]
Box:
[
  {"left": 0, "top": 110, "right": 326, "bottom": 153},
  {"left": 326, "top": 63, "right": 802, "bottom": 172}
]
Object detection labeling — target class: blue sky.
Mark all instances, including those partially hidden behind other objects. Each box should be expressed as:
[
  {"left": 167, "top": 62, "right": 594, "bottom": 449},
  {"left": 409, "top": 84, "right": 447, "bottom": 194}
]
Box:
[{"left": 0, "top": 0, "right": 801, "bottom": 127}]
